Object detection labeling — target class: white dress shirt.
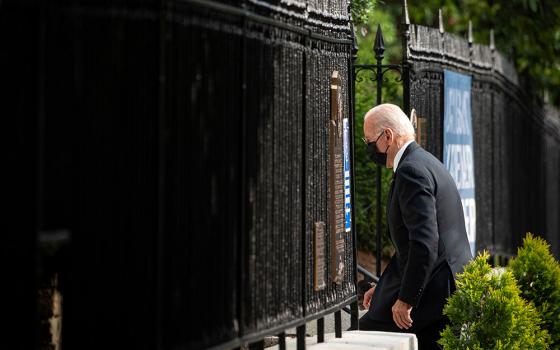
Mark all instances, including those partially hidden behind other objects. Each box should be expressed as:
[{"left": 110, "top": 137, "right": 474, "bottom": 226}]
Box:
[{"left": 393, "top": 140, "right": 414, "bottom": 173}]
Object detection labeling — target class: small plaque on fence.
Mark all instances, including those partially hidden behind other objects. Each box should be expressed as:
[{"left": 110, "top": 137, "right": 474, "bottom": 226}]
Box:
[
  {"left": 410, "top": 108, "right": 428, "bottom": 149},
  {"left": 313, "top": 221, "right": 326, "bottom": 291},
  {"left": 416, "top": 117, "right": 427, "bottom": 149},
  {"left": 329, "top": 71, "right": 345, "bottom": 285}
]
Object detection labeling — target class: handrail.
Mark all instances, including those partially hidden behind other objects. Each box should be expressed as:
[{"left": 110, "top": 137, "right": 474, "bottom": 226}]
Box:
[
  {"left": 342, "top": 265, "right": 378, "bottom": 316},
  {"left": 358, "top": 264, "right": 379, "bottom": 283}
]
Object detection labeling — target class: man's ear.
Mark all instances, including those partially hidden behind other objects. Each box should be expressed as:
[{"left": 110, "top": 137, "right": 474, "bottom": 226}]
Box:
[{"left": 385, "top": 128, "right": 395, "bottom": 145}]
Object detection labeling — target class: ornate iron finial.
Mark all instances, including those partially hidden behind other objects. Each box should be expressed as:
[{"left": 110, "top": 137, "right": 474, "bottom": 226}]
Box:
[
  {"left": 468, "top": 20, "right": 473, "bottom": 45},
  {"left": 374, "top": 24, "right": 385, "bottom": 61},
  {"left": 438, "top": 9, "right": 444, "bottom": 34},
  {"left": 402, "top": 0, "right": 410, "bottom": 25}
]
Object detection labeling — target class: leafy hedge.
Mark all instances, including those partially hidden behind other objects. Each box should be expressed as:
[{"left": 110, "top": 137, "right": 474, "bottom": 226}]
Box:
[
  {"left": 509, "top": 233, "right": 560, "bottom": 349},
  {"left": 439, "top": 252, "right": 550, "bottom": 349}
]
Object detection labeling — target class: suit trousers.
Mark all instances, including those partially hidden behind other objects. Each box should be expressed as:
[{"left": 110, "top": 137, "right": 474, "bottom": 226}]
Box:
[{"left": 358, "top": 316, "right": 447, "bottom": 350}]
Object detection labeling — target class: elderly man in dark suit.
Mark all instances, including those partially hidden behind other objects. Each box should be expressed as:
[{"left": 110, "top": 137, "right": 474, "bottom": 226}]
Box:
[{"left": 358, "top": 103, "right": 473, "bottom": 350}]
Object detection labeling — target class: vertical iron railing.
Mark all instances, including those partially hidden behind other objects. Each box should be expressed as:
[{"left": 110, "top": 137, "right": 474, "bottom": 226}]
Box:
[{"left": 348, "top": 19, "right": 360, "bottom": 332}]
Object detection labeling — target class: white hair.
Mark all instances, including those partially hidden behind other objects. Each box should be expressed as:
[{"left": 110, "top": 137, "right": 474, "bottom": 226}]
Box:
[{"left": 364, "top": 103, "right": 415, "bottom": 137}]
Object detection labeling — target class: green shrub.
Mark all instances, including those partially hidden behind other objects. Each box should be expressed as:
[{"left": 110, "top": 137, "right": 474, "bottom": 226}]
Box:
[
  {"left": 509, "top": 233, "right": 560, "bottom": 349},
  {"left": 439, "top": 252, "right": 550, "bottom": 350}
]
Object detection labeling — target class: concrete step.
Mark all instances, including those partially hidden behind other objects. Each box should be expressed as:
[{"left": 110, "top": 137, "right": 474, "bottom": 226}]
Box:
[
  {"left": 284, "top": 309, "right": 368, "bottom": 337},
  {"left": 269, "top": 330, "right": 417, "bottom": 350}
]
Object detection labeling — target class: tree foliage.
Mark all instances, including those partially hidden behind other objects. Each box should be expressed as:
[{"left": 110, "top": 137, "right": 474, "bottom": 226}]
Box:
[{"left": 350, "top": 0, "right": 377, "bottom": 26}]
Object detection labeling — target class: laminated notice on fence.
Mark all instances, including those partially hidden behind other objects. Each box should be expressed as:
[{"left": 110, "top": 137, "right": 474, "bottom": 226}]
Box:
[
  {"left": 329, "top": 71, "right": 345, "bottom": 284},
  {"left": 343, "top": 118, "right": 352, "bottom": 233},
  {"left": 444, "top": 69, "right": 477, "bottom": 256}
]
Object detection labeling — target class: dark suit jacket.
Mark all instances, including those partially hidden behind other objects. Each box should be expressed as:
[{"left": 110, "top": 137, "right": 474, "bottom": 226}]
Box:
[{"left": 366, "top": 142, "right": 473, "bottom": 330}]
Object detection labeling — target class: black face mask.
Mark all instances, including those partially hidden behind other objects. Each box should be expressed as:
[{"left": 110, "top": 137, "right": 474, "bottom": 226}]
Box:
[{"left": 366, "top": 131, "right": 389, "bottom": 167}]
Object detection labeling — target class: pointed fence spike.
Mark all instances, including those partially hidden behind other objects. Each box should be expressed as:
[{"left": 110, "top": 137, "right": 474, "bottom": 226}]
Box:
[
  {"left": 438, "top": 9, "right": 444, "bottom": 33},
  {"left": 374, "top": 24, "right": 385, "bottom": 60},
  {"left": 402, "top": 0, "right": 410, "bottom": 25},
  {"left": 401, "top": 0, "right": 412, "bottom": 62},
  {"left": 468, "top": 20, "right": 473, "bottom": 44}
]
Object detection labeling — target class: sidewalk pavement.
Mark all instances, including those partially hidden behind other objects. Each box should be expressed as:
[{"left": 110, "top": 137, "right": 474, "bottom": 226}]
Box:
[{"left": 268, "top": 331, "right": 418, "bottom": 350}]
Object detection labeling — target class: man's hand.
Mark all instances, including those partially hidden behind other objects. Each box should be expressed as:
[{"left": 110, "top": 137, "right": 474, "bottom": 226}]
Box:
[
  {"left": 362, "top": 285, "right": 375, "bottom": 309},
  {"left": 391, "top": 299, "right": 413, "bottom": 329}
]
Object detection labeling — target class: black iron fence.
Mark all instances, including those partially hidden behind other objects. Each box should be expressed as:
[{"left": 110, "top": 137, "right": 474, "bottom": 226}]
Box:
[{"left": 4, "top": 0, "right": 358, "bottom": 349}]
